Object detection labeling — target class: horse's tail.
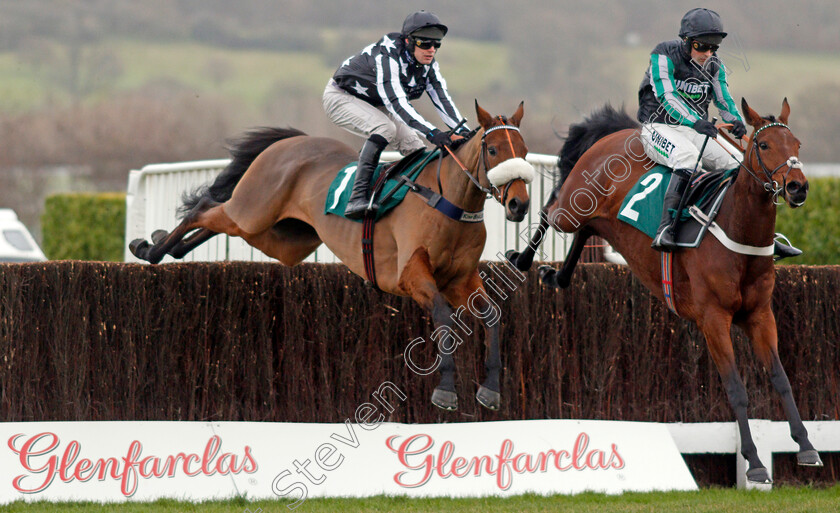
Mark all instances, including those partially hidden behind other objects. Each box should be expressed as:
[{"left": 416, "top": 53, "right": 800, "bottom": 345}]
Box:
[
  {"left": 178, "top": 127, "right": 307, "bottom": 218},
  {"left": 556, "top": 104, "right": 639, "bottom": 187}
]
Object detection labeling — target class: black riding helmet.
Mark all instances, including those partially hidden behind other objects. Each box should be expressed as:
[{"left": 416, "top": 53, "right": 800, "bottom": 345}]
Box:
[
  {"left": 679, "top": 8, "right": 727, "bottom": 45},
  {"left": 401, "top": 10, "right": 448, "bottom": 39}
]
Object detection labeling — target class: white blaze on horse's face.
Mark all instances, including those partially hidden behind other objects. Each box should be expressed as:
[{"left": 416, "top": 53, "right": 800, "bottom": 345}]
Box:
[{"left": 486, "top": 157, "right": 535, "bottom": 187}]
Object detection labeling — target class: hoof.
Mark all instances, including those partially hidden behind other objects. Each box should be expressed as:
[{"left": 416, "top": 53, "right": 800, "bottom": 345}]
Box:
[
  {"left": 538, "top": 265, "right": 556, "bottom": 285},
  {"left": 476, "top": 386, "right": 500, "bottom": 411},
  {"left": 505, "top": 249, "right": 532, "bottom": 272},
  {"left": 129, "top": 239, "right": 150, "bottom": 259},
  {"left": 151, "top": 229, "right": 169, "bottom": 244},
  {"left": 431, "top": 388, "right": 458, "bottom": 411},
  {"left": 797, "top": 449, "right": 823, "bottom": 467},
  {"left": 746, "top": 467, "right": 772, "bottom": 484}
]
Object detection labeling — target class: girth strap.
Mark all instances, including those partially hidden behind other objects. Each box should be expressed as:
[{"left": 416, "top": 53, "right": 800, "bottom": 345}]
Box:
[
  {"left": 688, "top": 206, "right": 774, "bottom": 256},
  {"left": 399, "top": 175, "right": 484, "bottom": 223},
  {"left": 361, "top": 213, "right": 378, "bottom": 289},
  {"left": 661, "top": 252, "right": 678, "bottom": 314}
]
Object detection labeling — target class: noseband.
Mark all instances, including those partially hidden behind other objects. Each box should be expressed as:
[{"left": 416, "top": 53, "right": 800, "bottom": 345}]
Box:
[
  {"left": 745, "top": 122, "right": 803, "bottom": 205},
  {"left": 480, "top": 123, "right": 529, "bottom": 204}
]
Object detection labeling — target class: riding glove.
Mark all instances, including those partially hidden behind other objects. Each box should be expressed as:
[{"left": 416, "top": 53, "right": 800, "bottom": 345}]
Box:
[
  {"left": 730, "top": 120, "right": 747, "bottom": 138},
  {"left": 693, "top": 119, "right": 718, "bottom": 138},
  {"left": 428, "top": 129, "right": 453, "bottom": 147}
]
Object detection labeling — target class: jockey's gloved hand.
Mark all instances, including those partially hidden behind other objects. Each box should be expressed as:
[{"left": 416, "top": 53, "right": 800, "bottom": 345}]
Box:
[
  {"left": 454, "top": 126, "right": 471, "bottom": 137},
  {"left": 730, "top": 120, "right": 747, "bottom": 139},
  {"left": 428, "top": 129, "right": 453, "bottom": 147},
  {"left": 693, "top": 119, "right": 718, "bottom": 138}
]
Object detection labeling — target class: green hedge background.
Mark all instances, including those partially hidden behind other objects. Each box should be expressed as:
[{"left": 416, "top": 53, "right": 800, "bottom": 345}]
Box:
[
  {"left": 40, "top": 192, "right": 126, "bottom": 261},
  {"left": 776, "top": 177, "right": 840, "bottom": 265}
]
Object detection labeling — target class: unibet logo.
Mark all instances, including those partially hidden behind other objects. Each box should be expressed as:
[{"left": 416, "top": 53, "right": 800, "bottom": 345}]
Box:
[{"left": 674, "top": 80, "right": 709, "bottom": 101}]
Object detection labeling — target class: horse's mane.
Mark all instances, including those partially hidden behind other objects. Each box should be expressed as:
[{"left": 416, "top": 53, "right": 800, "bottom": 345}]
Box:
[
  {"left": 179, "top": 127, "right": 306, "bottom": 217},
  {"left": 557, "top": 104, "right": 639, "bottom": 186},
  {"left": 449, "top": 126, "right": 480, "bottom": 153}
]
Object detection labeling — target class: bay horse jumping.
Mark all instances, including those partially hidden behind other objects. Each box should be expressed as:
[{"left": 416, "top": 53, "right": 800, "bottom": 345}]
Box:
[
  {"left": 130, "top": 101, "right": 533, "bottom": 412},
  {"left": 508, "top": 98, "right": 821, "bottom": 483}
]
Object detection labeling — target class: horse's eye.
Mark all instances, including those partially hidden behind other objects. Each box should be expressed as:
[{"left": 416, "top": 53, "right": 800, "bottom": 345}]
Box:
[
  {"left": 488, "top": 147, "right": 497, "bottom": 157},
  {"left": 759, "top": 142, "right": 769, "bottom": 150}
]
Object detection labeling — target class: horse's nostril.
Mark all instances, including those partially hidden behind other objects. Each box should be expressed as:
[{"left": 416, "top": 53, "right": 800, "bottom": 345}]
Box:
[{"left": 786, "top": 182, "right": 801, "bottom": 194}]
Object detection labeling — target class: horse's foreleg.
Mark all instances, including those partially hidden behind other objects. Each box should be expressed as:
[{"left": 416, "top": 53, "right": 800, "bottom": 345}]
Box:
[
  {"left": 399, "top": 248, "right": 459, "bottom": 411},
  {"left": 505, "top": 211, "right": 550, "bottom": 272},
  {"left": 444, "top": 271, "right": 502, "bottom": 411},
  {"left": 738, "top": 308, "right": 822, "bottom": 467},
  {"left": 538, "top": 227, "right": 592, "bottom": 289},
  {"left": 700, "top": 309, "right": 771, "bottom": 484}
]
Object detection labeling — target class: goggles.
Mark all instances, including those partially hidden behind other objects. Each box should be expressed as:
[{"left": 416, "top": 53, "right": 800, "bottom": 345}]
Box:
[
  {"left": 691, "top": 40, "right": 719, "bottom": 53},
  {"left": 412, "top": 38, "right": 441, "bottom": 50}
]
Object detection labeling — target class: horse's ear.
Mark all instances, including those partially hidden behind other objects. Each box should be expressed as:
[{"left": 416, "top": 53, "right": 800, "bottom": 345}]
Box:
[
  {"left": 510, "top": 101, "right": 525, "bottom": 127},
  {"left": 780, "top": 97, "right": 790, "bottom": 125},
  {"left": 475, "top": 99, "right": 493, "bottom": 129},
  {"left": 741, "top": 97, "right": 763, "bottom": 128}
]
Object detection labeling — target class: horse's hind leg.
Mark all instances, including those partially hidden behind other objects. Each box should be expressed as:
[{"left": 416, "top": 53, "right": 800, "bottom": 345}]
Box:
[
  {"left": 131, "top": 198, "right": 232, "bottom": 264},
  {"left": 699, "top": 307, "right": 771, "bottom": 484},
  {"left": 240, "top": 229, "right": 321, "bottom": 266},
  {"left": 737, "top": 307, "right": 822, "bottom": 467},
  {"left": 152, "top": 228, "right": 219, "bottom": 259},
  {"left": 170, "top": 229, "right": 218, "bottom": 259},
  {"left": 400, "top": 248, "right": 460, "bottom": 411}
]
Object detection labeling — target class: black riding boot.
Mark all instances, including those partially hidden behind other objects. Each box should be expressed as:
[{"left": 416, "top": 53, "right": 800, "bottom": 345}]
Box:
[
  {"left": 651, "top": 169, "right": 692, "bottom": 251},
  {"left": 344, "top": 134, "right": 388, "bottom": 219}
]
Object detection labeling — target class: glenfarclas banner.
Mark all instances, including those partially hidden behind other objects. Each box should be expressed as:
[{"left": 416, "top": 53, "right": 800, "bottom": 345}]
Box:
[{"left": 0, "top": 420, "right": 696, "bottom": 504}]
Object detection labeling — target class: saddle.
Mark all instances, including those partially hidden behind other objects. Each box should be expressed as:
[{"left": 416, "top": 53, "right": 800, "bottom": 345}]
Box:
[
  {"left": 324, "top": 147, "right": 440, "bottom": 222},
  {"left": 618, "top": 165, "right": 738, "bottom": 248}
]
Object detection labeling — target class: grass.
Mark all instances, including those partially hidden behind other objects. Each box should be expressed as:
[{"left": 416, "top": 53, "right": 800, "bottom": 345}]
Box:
[{"left": 3, "top": 486, "right": 840, "bottom": 513}]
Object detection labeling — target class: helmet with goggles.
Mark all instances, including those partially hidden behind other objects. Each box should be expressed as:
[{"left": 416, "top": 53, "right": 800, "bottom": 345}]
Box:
[{"left": 679, "top": 8, "right": 727, "bottom": 46}]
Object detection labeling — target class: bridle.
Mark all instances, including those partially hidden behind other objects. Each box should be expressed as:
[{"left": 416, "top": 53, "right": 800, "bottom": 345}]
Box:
[
  {"left": 742, "top": 122, "right": 803, "bottom": 205},
  {"left": 440, "top": 119, "right": 527, "bottom": 206}
]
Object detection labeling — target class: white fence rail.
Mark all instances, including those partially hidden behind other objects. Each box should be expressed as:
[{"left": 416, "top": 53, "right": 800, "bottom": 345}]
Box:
[
  {"left": 667, "top": 420, "right": 839, "bottom": 490},
  {"left": 124, "top": 152, "right": 573, "bottom": 263}
]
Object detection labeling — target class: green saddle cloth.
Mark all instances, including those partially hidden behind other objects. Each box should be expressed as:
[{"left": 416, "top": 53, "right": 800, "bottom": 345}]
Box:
[
  {"left": 324, "top": 149, "right": 440, "bottom": 222},
  {"left": 618, "top": 165, "right": 737, "bottom": 238}
]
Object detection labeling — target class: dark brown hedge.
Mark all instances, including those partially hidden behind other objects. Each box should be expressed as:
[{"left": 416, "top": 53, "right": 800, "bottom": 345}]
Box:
[{"left": 1, "top": 261, "right": 838, "bottom": 486}]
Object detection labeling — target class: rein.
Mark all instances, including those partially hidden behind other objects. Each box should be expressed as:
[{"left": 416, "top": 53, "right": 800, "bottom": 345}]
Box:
[
  {"left": 418, "top": 122, "right": 527, "bottom": 223},
  {"left": 747, "top": 122, "right": 802, "bottom": 205},
  {"left": 444, "top": 121, "right": 526, "bottom": 204},
  {"left": 713, "top": 122, "right": 802, "bottom": 205}
]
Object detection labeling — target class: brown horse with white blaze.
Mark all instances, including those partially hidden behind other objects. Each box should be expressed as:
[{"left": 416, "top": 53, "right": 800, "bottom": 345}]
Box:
[
  {"left": 130, "top": 101, "right": 533, "bottom": 412},
  {"left": 507, "top": 98, "right": 821, "bottom": 484}
]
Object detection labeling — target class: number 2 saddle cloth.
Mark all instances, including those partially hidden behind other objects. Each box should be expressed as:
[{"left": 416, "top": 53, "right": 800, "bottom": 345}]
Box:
[{"left": 618, "top": 165, "right": 738, "bottom": 249}]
